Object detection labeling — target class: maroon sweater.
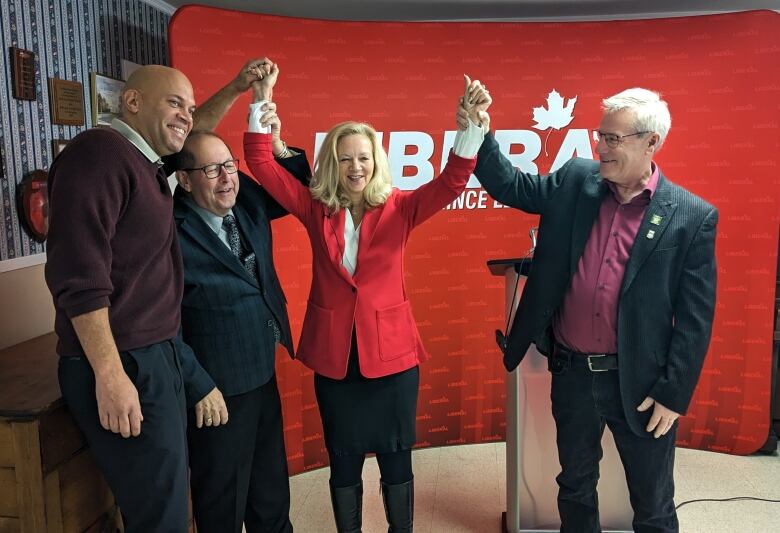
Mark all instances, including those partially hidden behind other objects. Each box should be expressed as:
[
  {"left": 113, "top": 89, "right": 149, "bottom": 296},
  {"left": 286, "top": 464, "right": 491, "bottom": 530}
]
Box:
[{"left": 45, "top": 128, "right": 183, "bottom": 357}]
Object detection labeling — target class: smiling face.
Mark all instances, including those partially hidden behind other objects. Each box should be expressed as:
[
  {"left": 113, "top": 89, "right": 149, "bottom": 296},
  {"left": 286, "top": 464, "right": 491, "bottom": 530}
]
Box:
[
  {"left": 337, "top": 134, "right": 375, "bottom": 205},
  {"left": 596, "top": 108, "right": 658, "bottom": 187},
  {"left": 176, "top": 134, "right": 239, "bottom": 216},
  {"left": 122, "top": 66, "right": 195, "bottom": 156}
]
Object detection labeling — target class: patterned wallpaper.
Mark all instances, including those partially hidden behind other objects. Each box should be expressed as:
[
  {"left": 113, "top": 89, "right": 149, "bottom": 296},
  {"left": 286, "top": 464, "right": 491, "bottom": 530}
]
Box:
[{"left": 0, "top": 0, "right": 171, "bottom": 262}]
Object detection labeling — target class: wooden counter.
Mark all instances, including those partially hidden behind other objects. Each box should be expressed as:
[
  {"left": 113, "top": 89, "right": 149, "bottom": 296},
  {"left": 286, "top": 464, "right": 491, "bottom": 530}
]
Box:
[{"left": 0, "top": 333, "right": 117, "bottom": 532}]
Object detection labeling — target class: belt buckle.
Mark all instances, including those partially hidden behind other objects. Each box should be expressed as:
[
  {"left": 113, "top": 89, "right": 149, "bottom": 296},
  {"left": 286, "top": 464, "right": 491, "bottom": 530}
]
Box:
[{"left": 587, "top": 354, "right": 608, "bottom": 372}]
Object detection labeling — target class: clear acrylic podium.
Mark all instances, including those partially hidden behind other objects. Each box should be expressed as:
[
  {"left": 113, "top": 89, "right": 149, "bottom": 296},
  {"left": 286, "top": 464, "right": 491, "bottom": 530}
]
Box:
[{"left": 487, "top": 258, "right": 633, "bottom": 533}]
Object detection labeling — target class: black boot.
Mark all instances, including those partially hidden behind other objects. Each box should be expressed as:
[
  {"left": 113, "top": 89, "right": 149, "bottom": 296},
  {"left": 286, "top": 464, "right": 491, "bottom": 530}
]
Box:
[
  {"left": 330, "top": 481, "right": 363, "bottom": 533},
  {"left": 381, "top": 477, "right": 414, "bottom": 532}
]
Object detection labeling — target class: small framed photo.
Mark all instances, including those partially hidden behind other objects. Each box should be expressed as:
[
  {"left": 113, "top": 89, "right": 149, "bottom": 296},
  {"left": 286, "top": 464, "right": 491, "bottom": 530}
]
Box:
[
  {"left": 121, "top": 59, "right": 142, "bottom": 81},
  {"left": 51, "top": 139, "right": 69, "bottom": 158},
  {"left": 90, "top": 72, "right": 124, "bottom": 127}
]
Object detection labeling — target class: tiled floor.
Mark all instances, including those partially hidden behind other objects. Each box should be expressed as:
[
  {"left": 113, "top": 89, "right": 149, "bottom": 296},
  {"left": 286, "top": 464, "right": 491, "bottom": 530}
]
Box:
[{"left": 288, "top": 441, "right": 780, "bottom": 532}]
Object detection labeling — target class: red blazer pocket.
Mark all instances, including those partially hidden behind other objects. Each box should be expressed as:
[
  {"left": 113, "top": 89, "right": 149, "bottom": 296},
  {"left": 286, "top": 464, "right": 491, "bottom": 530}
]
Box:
[{"left": 376, "top": 300, "right": 416, "bottom": 361}]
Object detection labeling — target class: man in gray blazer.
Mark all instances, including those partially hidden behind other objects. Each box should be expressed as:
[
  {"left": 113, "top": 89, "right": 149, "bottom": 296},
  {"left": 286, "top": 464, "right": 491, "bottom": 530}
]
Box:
[
  {"left": 163, "top": 60, "right": 310, "bottom": 533},
  {"left": 460, "top": 87, "right": 717, "bottom": 533}
]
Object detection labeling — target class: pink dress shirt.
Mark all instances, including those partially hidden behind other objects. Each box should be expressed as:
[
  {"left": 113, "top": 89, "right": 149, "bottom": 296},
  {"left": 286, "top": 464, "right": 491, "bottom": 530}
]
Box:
[{"left": 553, "top": 163, "right": 660, "bottom": 354}]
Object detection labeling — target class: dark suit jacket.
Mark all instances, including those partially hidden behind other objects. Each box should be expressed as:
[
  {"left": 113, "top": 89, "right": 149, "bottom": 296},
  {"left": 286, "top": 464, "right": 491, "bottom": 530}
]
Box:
[
  {"left": 475, "top": 133, "right": 718, "bottom": 436},
  {"left": 174, "top": 154, "right": 310, "bottom": 396}
]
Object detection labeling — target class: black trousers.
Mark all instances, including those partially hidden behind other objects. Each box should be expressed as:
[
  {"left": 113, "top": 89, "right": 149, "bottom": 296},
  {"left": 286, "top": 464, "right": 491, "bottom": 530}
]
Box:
[
  {"left": 58, "top": 339, "right": 189, "bottom": 533},
  {"left": 188, "top": 375, "right": 292, "bottom": 533},
  {"left": 549, "top": 353, "right": 678, "bottom": 533}
]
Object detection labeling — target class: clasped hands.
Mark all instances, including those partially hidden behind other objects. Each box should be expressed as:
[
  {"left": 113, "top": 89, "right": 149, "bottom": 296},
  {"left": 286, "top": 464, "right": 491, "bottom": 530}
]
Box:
[{"left": 458, "top": 74, "right": 492, "bottom": 131}]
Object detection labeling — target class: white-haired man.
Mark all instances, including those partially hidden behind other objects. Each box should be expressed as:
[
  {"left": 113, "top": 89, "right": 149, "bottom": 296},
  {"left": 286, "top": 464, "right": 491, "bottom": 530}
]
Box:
[{"left": 460, "top": 87, "right": 718, "bottom": 532}]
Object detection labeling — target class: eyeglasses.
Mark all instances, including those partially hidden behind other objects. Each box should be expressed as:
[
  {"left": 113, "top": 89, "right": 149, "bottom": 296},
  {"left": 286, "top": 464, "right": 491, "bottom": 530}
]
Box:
[
  {"left": 183, "top": 158, "right": 239, "bottom": 179},
  {"left": 592, "top": 130, "right": 650, "bottom": 148}
]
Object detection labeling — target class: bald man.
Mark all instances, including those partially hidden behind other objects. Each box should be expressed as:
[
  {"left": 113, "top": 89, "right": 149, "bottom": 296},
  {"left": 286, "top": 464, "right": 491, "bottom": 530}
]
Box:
[{"left": 46, "top": 65, "right": 225, "bottom": 532}]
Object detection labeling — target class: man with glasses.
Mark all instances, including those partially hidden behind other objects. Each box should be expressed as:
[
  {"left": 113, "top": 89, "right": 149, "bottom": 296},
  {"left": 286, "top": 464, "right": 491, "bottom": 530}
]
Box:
[
  {"left": 163, "top": 59, "right": 310, "bottom": 533},
  {"left": 459, "top": 87, "right": 717, "bottom": 532}
]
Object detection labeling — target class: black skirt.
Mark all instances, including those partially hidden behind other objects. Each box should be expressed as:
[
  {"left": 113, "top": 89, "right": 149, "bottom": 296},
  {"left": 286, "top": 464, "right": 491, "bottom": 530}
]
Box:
[{"left": 314, "top": 332, "right": 419, "bottom": 456}]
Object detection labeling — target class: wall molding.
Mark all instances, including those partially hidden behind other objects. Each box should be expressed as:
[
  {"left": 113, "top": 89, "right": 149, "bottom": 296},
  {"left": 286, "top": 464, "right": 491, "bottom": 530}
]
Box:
[{"left": 0, "top": 253, "right": 46, "bottom": 273}]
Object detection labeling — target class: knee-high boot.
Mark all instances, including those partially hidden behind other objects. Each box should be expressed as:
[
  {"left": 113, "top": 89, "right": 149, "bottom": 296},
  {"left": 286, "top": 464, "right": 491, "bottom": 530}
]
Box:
[
  {"left": 381, "top": 477, "right": 414, "bottom": 532},
  {"left": 329, "top": 481, "right": 363, "bottom": 533}
]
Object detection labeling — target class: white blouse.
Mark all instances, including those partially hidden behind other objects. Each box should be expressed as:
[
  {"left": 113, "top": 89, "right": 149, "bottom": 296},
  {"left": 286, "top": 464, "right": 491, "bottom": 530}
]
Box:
[{"left": 342, "top": 213, "right": 360, "bottom": 276}]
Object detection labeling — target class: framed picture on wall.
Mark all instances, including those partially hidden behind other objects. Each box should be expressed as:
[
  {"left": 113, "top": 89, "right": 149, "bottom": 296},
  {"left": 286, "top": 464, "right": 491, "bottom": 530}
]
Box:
[
  {"left": 121, "top": 59, "right": 142, "bottom": 81},
  {"left": 90, "top": 72, "right": 124, "bottom": 127},
  {"left": 51, "top": 139, "right": 69, "bottom": 158}
]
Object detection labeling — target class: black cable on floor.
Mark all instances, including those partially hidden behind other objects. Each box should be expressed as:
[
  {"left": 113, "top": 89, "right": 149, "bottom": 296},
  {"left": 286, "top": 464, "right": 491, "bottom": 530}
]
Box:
[{"left": 676, "top": 496, "right": 780, "bottom": 510}]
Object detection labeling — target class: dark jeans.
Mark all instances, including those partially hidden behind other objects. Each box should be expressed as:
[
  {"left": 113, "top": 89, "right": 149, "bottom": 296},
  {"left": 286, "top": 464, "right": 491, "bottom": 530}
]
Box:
[
  {"left": 549, "top": 353, "right": 678, "bottom": 533},
  {"left": 58, "top": 339, "right": 189, "bottom": 533}
]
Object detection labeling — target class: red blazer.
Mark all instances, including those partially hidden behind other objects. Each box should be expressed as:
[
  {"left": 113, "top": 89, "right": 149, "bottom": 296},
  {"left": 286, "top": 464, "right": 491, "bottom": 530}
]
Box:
[{"left": 244, "top": 132, "right": 476, "bottom": 378}]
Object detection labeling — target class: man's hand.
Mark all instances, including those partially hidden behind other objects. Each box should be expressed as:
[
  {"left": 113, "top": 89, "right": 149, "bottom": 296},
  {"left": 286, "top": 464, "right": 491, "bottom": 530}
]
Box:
[
  {"left": 70, "top": 308, "right": 143, "bottom": 439},
  {"left": 193, "top": 57, "right": 275, "bottom": 130},
  {"left": 194, "top": 387, "right": 229, "bottom": 428},
  {"left": 637, "top": 396, "right": 680, "bottom": 438},
  {"left": 231, "top": 57, "right": 272, "bottom": 94},
  {"left": 250, "top": 61, "right": 280, "bottom": 101},
  {"left": 94, "top": 367, "right": 143, "bottom": 438}
]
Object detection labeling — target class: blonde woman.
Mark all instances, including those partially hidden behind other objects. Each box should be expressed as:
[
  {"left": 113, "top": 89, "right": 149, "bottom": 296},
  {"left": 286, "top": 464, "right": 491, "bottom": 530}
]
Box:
[{"left": 244, "top": 61, "right": 489, "bottom": 533}]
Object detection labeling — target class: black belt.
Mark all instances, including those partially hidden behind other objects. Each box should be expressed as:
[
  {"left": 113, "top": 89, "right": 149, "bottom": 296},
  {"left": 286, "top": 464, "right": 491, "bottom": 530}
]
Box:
[{"left": 554, "top": 343, "right": 618, "bottom": 372}]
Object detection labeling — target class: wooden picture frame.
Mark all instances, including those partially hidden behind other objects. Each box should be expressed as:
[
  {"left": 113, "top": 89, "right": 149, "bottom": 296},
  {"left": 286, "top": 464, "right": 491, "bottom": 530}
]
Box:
[
  {"left": 10, "top": 47, "right": 36, "bottom": 101},
  {"left": 48, "top": 78, "right": 85, "bottom": 126},
  {"left": 90, "top": 72, "right": 124, "bottom": 127},
  {"left": 51, "top": 139, "right": 69, "bottom": 158}
]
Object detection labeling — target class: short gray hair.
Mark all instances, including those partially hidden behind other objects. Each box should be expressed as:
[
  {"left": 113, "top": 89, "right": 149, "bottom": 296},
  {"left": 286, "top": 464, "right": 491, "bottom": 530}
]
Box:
[{"left": 602, "top": 88, "right": 671, "bottom": 150}]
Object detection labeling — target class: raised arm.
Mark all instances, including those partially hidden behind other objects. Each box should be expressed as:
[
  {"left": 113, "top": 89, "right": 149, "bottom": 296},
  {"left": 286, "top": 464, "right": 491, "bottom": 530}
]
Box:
[
  {"left": 398, "top": 75, "right": 486, "bottom": 228},
  {"left": 244, "top": 62, "right": 312, "bottom": 220},
  {"left": 192, "top": 57, "right": 272, "bottom": 131},
  {"left": 455, "top": 80, "right": 575, "bottom": 215}
]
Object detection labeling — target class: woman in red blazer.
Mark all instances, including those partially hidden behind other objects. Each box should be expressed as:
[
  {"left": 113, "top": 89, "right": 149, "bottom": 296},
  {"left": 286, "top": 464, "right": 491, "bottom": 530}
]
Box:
[{"left": 244, "top": 62, "right": 489, "bottom": 533}]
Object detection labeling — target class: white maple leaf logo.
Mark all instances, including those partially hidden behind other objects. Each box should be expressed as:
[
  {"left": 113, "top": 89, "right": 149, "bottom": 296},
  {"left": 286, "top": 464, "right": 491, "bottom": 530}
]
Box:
[{"left": 531, "top": 89, "right": 578, "bottom": 155}]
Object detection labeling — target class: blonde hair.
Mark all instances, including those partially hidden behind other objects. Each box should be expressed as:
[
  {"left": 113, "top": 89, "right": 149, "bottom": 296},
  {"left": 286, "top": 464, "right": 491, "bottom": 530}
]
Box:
[{"left": 310, "top": 122, "right": 392, "bottom": 212}]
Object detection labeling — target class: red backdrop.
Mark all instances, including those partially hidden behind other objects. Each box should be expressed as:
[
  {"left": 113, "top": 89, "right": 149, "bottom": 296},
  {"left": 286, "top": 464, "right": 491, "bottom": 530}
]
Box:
[{"left": 169, "top": 8, "right": 780, "bottom": 472}]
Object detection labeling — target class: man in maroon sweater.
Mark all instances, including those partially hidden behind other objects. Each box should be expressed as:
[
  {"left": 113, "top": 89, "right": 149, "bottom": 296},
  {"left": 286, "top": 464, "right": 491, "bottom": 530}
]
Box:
[{"left": 45, "top": 65, "right": 226, "bottom": 533}]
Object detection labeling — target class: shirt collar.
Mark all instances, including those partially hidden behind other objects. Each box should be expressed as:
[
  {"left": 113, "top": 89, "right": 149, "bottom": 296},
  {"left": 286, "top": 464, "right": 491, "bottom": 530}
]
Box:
[
  {"left": 111, "top": 118, "right": 163, "bottom": 165},
  {"left": 645, "top": 161, "right": 660, "bottom": 197},
  {"left": 183, "top": 195, "right": 233, "bottom": 235},
  {"left": 606, "top": 161, "right": 660, "bottom": 203}
]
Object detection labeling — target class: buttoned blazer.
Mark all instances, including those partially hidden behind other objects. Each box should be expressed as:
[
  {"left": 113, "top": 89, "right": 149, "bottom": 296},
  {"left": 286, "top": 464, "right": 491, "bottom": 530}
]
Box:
[
  {"left": 474, "top": 133, "right": 718, "bottom": 436},
  {"left": 244, "top": 132, "right": 476, "bottom": 379},
  {"left": 174, "top": 154, "right": 310, "bottom": 396}
]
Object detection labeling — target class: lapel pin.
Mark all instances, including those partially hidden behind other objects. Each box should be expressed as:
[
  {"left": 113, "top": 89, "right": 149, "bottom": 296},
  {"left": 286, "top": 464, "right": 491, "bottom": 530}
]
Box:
[
  {"left": 646, "top": 229, "right": 656, "bottom": 239},
  {"left": 650, "top": 214, "right": 663, "bottom": 225}
]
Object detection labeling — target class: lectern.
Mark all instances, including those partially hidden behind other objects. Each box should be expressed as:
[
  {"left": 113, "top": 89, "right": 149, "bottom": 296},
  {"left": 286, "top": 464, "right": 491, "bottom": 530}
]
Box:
[{"left": 487, "top": 258, "right": 632, "bottom": 533}]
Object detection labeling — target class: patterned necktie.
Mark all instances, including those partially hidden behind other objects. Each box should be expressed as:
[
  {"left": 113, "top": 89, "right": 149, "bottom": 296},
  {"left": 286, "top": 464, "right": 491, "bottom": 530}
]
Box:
[{"left": 222, "top": 214, "right": 257, "bottom": 281}]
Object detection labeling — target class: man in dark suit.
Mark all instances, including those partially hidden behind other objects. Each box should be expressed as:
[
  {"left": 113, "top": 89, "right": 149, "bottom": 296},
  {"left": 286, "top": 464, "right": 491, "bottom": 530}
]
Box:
[
  {"left": 460, "top": 87, "right": 717, "bottom": 533},
  {"left": 163, "top": 60, "right": 310, "bottom": 533}
]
